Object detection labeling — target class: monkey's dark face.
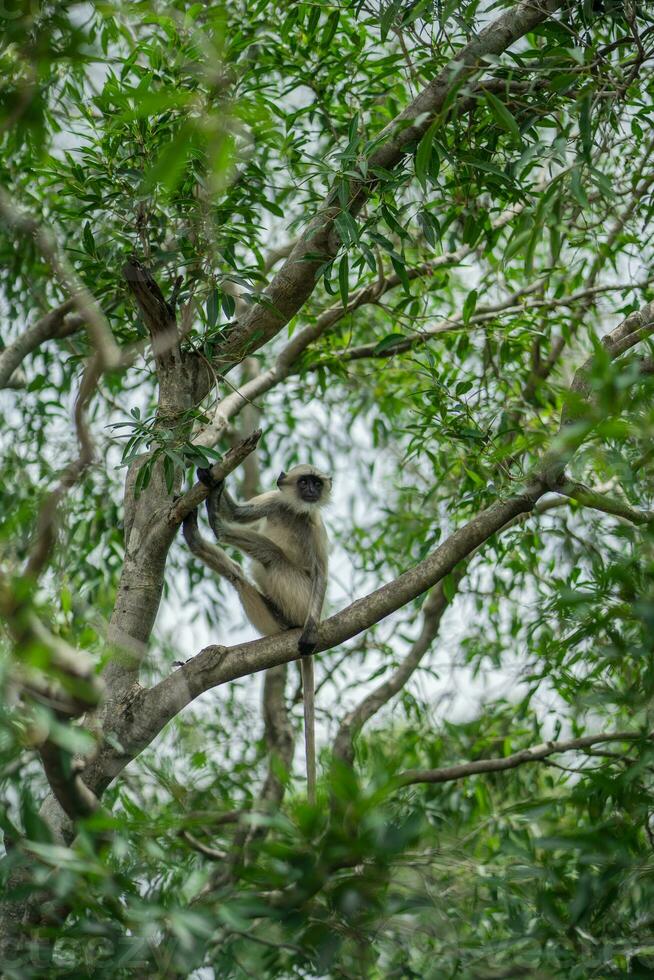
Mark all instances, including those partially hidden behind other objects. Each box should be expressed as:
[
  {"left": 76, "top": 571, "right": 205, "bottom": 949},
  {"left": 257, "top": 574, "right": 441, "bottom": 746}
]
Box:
[
  {"left": 278, "top": 465, "right": 332, "bottom": 510},
  {"left": 296, "top": 474, "right": 324, "bottom": 503}
]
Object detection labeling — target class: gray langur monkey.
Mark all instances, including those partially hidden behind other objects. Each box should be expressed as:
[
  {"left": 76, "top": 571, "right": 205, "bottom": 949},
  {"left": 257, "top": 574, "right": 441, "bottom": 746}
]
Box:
[{"left": 182, "top": 463, "right": 332, "bottom": 804}]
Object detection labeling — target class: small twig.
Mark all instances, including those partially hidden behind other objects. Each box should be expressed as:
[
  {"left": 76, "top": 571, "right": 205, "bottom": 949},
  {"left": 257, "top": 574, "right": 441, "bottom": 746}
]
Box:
[
  {"left": 556, "top": 479, "right": 654, "bottom": 526},
  {"left": 180, "top": 830, "right": 227, "bottom": 861},
  {"left": 399, "top": 731, "right": 653, "bottom": 787},
  {"left": 333, "top": 576, "right": 461, "bottom": 765}
]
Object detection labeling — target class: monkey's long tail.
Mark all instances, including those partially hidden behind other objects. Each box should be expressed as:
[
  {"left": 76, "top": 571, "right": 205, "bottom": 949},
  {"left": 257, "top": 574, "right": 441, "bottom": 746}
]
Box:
[{"left": 300, "top": 656, "right": 316, "bottom": 805}]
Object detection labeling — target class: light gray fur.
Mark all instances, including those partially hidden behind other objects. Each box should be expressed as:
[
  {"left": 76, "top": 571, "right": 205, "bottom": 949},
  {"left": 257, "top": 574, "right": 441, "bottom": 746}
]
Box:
[
  {"left": 202, "top": 464, "right": 331, "bottom": 642},
  {"left": 182, "top": 463, "right": 332, "bottom": 802}
]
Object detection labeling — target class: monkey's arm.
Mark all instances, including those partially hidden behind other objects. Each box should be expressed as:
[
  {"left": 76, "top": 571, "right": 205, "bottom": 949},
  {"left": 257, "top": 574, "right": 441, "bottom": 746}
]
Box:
[
  {"left": 224, "top": 491, "right": 284, "bottom": 523},
  {"left": 198, "top": 469, "right": 281, "bottom": 527},
  {"left": 298, "top": 560, "right": 327, "bottom": 657}
]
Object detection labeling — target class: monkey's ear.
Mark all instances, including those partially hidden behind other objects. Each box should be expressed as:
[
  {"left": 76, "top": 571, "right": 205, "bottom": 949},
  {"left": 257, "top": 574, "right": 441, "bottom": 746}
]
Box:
[{"left": 276, "top": 471, "right": 286, "bottom": 488}]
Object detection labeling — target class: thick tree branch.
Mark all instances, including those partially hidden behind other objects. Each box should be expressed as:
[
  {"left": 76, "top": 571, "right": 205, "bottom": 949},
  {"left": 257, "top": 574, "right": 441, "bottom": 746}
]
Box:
[
  {"left": 212, "top": 0, "right": 564, "bottom": 372},
  {"left": 198, "top": 265, "right": 652, "bottom": 450},
  {"left": 103, "top": 262, "right": 211, "bottom": 700},
  {"left": 122, "top": 258, "right": 186, "bottom": 420},
  {"left": 259, "top": 664, "right": 295, "bottom": 808},
  {"left": 82, "top": 485, "right": 544, "bottom": 795},
  {"left": 194, "top": 201, "right": 530, "bottom": 447},
  {"left": 398, "top": 731, "right": 652, "bottom": 786}
]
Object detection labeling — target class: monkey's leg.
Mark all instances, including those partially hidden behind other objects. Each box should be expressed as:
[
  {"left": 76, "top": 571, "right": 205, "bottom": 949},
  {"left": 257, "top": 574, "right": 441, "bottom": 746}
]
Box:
[
  {"left": 183, "top": 512, "right": 290, "bottom": 634},
  {"left": 211, "top": 525, "right": 292, "bottom": 570},
  {"left": 183, "top": 510, "right": 243, "bottom": 584},
  {"left": 298, "top": 562, "right": 326, "bottom": 656}
]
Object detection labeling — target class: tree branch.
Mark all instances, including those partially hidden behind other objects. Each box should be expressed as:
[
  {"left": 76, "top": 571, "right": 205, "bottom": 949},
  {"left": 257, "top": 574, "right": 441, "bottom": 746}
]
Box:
[
  {"left": 167, "top": 428, "right": 262, "bottom": 525},
  {"left": 328, "top": 278, "right": 654, "bottom": 365},
  {"left": 525, "top": 146, "right": 654, "bottom": 394},
  {"left": 212, "top": 0, "right": 564, "bottom": 372},
  {"left": 0, "top": 189, "right": 120, "bottom": 369},
  {"left": 398, "top": 731, "right": 652, "bottom": 787},
  {"left": 193, "top": 200, "right": 528, "bottom": 447},
  {"left": 258, "top": 663, "right": 295, "bottom": 808},
  {"left": 557, "top": 479, "right": 654, "bottom": 525},
  {"left": 0, "top": 572, "right": 103, "bottom": 822},
  {"left": 122, "top": 258, "right": 185, "bottom": 420},
  {"left": 0, "top": 588, "right": 103, "bottom": 718},
  {"left": 38, "top": 744, "right": 99, "bottom": 821},
  {"left": 0, "top": 301, "right": 85, "bottom": 388},
  {"left": 24, "top": 355, "right": 102, "bottom": 581},
  {"left": 82, "top": 485, "right": 543, "bottom": 795},
  {"left": 331, "top": 502, "right": 568, "bottom": 766},
  {"left": 537, "top": 299, "right": 654, "bottom": 486}
]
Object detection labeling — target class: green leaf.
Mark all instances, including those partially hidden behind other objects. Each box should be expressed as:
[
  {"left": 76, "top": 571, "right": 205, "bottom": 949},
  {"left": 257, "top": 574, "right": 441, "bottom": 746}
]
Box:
[
  {"left": 144, "top": 121, "right": 196, "bottom": 193},
  {"left": 578, "top": 91, "right": 592, "bottom": 163},
  {"left": 82, "top": 222, "right": 96, "bottom": 255},
  {"left": 415, "top": 119, "right": 439, "bottom": 190},
  {"left": 390, "top": 255, "right": 410, "bottom": 295},
  {"left": 334, "top": 211, "right": 359, "bottom": 246},
  {"left": 462, "top": 289, "right": 478, "bottom": 325},
  {"left": 163, "top": 453, "right": 175, "bottom": 494},
  {"left": 221, "top": 292, "right": 236, "bottom": 318},
  {"left": 570, "top": 167, "right": 590, "bottom": 208},
  {"left": 380, "top": 0, "right": 401, "bottom": 41},
  {"left": 206, "top": 287, "right": 220, "bottom": 328},
  {"left": 442, "top": 573, "right": 457, "bottom": 602},
  {"left": 484, "top": 91, "right": 522, "bottom": 143},
  {"left": 373, "top": 333, "right": 405, "bottom": 354},
  {"left": 320, "top": 10, "right": 339, "bottom": 48},
  {"left": 338, "top": 253, "right": 349, "bottom": 308}
]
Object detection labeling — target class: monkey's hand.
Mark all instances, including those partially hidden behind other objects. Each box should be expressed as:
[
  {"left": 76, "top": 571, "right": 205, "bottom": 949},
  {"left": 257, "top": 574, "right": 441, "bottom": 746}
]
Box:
[
  {"left": 197, "top": 467, "right": 224, "bottom": 493},
  {"left": 298, "top": 619, "right": 318, "bottom": 657}
]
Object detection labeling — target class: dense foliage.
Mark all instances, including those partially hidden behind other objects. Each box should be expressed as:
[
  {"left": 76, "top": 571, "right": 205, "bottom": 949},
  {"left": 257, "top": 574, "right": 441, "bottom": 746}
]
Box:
[{"left": 2, "top": 0, "right": 654, "bottom": 976}]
